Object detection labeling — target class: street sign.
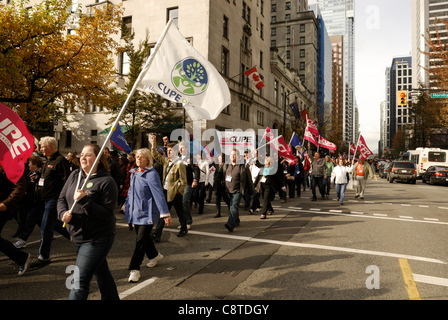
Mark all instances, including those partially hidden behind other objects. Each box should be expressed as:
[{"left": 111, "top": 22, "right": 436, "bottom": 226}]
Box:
[
  {"left": 431, "top": 92, "right": 448, "bottom": 98},
  {"left": 53, "top": 118, "right": 63, "bottom": 132}
]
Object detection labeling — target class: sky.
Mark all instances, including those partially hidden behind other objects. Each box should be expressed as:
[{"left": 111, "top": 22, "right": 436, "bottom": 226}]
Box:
[{"left": 310, "top": 0, "right": 412, "bottom": 153}]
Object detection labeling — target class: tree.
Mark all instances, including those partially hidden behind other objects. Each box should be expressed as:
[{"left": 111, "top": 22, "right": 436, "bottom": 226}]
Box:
[
  {"left": 418, "top": 18, "right": 448, "bottom": 133},
  {"left": 0, "top": 0, "right": 124, "bottom": 131},
  {"left": 106, "top": 28, "right": 183, "bottom": 148}
]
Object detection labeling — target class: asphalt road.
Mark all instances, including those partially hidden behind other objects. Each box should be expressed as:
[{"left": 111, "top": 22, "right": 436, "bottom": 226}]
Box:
[{"left": 1, "top": 170, "right": 448, "bottom": 302}]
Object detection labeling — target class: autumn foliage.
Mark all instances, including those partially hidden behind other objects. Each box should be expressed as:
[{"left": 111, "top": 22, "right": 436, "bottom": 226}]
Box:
[{"left": 0, "top": 0, "right": 124, "bottom": 130}]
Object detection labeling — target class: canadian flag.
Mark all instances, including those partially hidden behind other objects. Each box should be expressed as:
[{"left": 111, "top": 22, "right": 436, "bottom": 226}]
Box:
[{"left": 244, "top": 67, "right": 265, "bottom": 90}]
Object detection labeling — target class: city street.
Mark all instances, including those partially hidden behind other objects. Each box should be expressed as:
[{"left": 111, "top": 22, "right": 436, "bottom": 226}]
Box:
[{"left": 1, "top": 171, "right": 448, "bottom": 301}]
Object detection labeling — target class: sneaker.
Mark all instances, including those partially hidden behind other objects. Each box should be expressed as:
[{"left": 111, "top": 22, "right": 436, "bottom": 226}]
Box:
[
  {"left": 128, "top": 270, "right": 140, "bottom": 283},
  {"left": 13, "top": 238, "right": 26, "bottom": 249},
  {"left": 146, "top": 253, "right": 163, "bottom": 268},
  {"left": 30, "top": 255, "right": 51, "bottom": 268},
  {"left": 18, "top": 253, "right": 31, "bottom": 276}
]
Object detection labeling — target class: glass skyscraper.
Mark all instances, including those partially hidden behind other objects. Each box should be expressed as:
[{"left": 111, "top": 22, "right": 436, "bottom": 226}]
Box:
[{"left": 317, "top": 0, "right": 355, "bottom": 142}]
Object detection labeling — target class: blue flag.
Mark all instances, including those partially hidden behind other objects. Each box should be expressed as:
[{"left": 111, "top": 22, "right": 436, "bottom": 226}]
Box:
[
  {"left": 290, "top": 132, "right": 306, "bottom": 156},
  {"left": 110, "top": 124, "right": 132, "bottom": 154},
  {"left": 289, "top": 102, "right": 301, "bottom": 119}
]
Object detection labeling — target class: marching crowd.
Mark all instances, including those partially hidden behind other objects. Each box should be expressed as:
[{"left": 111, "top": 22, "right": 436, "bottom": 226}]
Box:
[{"left": 0, "top": 134, "right": 374, "bottom": 300}]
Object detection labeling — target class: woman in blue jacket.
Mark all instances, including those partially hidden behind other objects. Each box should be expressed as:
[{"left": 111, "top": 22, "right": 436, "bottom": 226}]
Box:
[{"left": 125, "top": 148, "right": 172, "bottom": 283}]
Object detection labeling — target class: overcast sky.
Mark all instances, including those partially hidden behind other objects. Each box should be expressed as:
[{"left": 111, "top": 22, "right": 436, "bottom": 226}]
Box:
[{"left": 310, "top": 0, "right": 412, "bottom": 153}]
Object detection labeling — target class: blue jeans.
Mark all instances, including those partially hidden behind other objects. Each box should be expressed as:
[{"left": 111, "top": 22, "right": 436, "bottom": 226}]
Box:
[
  {"left": 183, "top": 185, "right": 194, "bottom": 225},
  {"left": 39, "top": 199, "right": 70, "bottom": 260},
  {"left": 39, "top": 199, "right": 57, "bottom": 260},
  {"left": 226, "top": 193, "right": 242, "bottom": 227},
  {"left": 335, "top": 183, "right": 347, "bottom": 203},
  {"left": 68, "top": 234, "right": 119, "bottom": 300}
]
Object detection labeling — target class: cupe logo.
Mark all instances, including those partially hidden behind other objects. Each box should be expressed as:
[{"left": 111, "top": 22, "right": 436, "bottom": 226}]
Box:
[{"left": 171, "top": 58, "right": 208, "bottom": 96}]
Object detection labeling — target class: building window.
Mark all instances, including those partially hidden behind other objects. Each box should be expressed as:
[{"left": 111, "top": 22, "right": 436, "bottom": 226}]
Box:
[
  {"left": 286, "top": 50, "right": 290, "bottom": 59},
  {"left": 259, "top": 50, "right": 263, "bottom": 69},
  {"left": 221, "top": 47, "right": 229, "bottom": 76},
  {"left": 271, "top": 16, "right": 276, "bottom": 23},
  {"left": 257, "top": 110, "right": 264, "bottom": 125},
  {"left": 240, "top": 103, "right": 250, "bottom": 121},
  {"left": 65, "top": 131, "right": 72, "bottom": 148},
  {"left": 260, "top": 22, "right": 264, "bottom": 39},
  {"left": 274, "top": 80, "right": 279, "bottom": 106},
  {"left": 300, "top": 36, "right": 305, "bottom": 44},
  {"left": 271, "top": 3, "right": 276, "bottom": 12},
  {"left": 300, "top": 62, "right": 305, "bottom": 70},
  {"left": 271, "top": 40, "right": 276, "bottom": 48},
  {"left": 300, "top": 49, "right": 305, "bottom": 57},
  {"left": 167, "top": 7, "right": 178, "bottom": 27},
  {"left": 242, "top": 2, "right": 251, "bottom": 24},
  {"left": 271, "top": 28, "right": 276, "bottom": 36},
  {"left": 91, "top": 130, "right": 98, "bottom": 137},
  {"left": 286, "top": 2, "right": 291, "bottom": 10},
  {"left": 285, "top": 14, "right": 291, "bottom": 21},
  {"left": 300, "top": 24, "right": 305, "bottom": 32},
  {"left": 122, "top": 16, "right": 132, "bottom": 38},
  {"left": 286, "top": 26, "right": 291, "bottom": 34},
  {"left": 260, "top": 0, "right": 264, "bottom": 15},
  {"left": 119, "top": 51, "right": 130, "bottom": 75},
  {"left": 223, "top": 15, "right": 229, "bottom": 38}
]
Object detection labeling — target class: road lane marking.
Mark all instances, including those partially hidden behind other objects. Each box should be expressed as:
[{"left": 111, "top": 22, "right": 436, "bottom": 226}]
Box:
[
  {"left": 351, "top": 211, "right": 364, "bottom": 215},
  {"left": 373, "top": 213, "right": 388, "bottom": 217},
  {"left": 419, "top": 205, "right": 429, "bottom": 208},
  {"left": 439, "top": 207, "right": 448, "bottom": 210},
  {"left": 413, "top": 274, "right": 448, "bottom": 287},
  {"left": 399, "top": 259, "right": 422, "bottom": 300},
  {"left": 423, "top": 218, "right": 439, "bottom": 221},
  {"left": 119, "top": 277, "right": 158, "bottom": 299},
  {"left": 161, "top": 228, "right": 448, "bottom": 265},
  {"left": 399, "top": 216, "right": 413, "bottom": 219},
  {"left": 401, "top": 204, "right": 411, "bottom": 207}
]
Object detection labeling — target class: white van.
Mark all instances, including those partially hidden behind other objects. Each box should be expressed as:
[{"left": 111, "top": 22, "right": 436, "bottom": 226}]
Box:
[{"left": 407, "top": 148, "right": 448, "bottom": 178}]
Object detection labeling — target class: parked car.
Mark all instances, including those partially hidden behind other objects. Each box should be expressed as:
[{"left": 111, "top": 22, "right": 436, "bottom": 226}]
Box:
[
  {"left": 421, "top": 165, "right": 448, "bottom": 185},
  {"left": 378, "top": 163, "right": 390, "bottom": 179},
  {"left": 388, "top": 161, "right": 417, "bottom": 184}
]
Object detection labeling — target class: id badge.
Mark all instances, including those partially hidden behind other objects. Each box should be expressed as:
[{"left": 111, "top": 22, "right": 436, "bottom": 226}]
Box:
[
  {"left": 226, "top": 175, "right": 232, "bottom": 182},
  {"left": 261, "top": 176, "right": 266, "bottom": 183},
  {"left": 38, "top": 178, "right": 45, "bottom": 187}
]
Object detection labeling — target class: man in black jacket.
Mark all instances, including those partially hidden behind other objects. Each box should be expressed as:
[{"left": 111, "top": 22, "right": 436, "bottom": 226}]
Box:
[
  {"left": 178, "top": 141, "right": 200, "bottom": 229},
  {"left": 32, "top": 137, "right": 70, "bottom": 267},
  {"left": 218, "top": 149, "right": 253, "bottom": 232}
]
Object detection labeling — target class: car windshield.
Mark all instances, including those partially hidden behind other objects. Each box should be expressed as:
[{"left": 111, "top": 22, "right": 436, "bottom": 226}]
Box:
[
  {"left": 393, "top": 162, "right": 415, "bottom": 169},
  {"left": 383, "top": 163, "right": 390, "bottom": 169},
  {"left": 435, "top": 166, "right": 448, "bottom": 171}
]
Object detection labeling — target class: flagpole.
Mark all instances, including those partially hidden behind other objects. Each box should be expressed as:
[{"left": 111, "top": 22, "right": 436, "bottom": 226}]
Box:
[
  {"left": 63, "top": 20, "right": 174, "bottom": 225},
  {"left": 256, "top": 135, "right": 282, "bottom": 151}
]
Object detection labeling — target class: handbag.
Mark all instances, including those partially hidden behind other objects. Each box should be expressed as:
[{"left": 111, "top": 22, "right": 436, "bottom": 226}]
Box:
[{"left": 346, "top": 179, "right": 354, "bottom": 190}]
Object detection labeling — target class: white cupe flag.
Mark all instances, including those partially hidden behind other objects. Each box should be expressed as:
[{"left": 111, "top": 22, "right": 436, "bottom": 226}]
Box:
[{"left": 137, "top": 20, "right": 231, "bottom": 121}]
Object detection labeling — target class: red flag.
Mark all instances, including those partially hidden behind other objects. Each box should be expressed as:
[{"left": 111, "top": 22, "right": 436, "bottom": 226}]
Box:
[
  {"left": 244, "top": 67, "right": 265, "bottom": 90},
  {"left": 305, "top": 115, "right": 319, "bottom": 137},
  {"left": 270, "top": 136, "right": 296, "bottom": 165},
  {"left": 262, "top": 127, "right": 296, "bottom": 164},
  {"left": 357, "top": 135, "right": 373, "bottom": 160},
  {"left": 349, "top": 143, "right": 356, "bottom": 155},
  {"left": 318, "top": 135, "right": 337, "bottom": 151},
  {"left": 0, "top": 103, "right": 34, "bottom": 183},
  {"left": 304, "top": 127, "right": 318, "bottom": 147}
]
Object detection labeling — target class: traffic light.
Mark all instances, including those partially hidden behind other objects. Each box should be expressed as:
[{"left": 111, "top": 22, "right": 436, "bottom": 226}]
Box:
[{"left": 397, "top": 90, "right": 407, "bottom": 106}]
